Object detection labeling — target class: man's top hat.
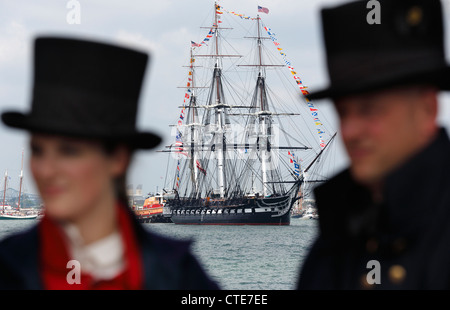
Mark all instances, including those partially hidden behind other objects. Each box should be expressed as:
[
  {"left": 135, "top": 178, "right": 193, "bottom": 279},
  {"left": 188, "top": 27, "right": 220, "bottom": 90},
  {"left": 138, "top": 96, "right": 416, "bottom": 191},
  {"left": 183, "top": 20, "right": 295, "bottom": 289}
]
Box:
[
  {"left": 307, "top": 0, "right": 450, "bottom": 100},
  {"left": 1, "top": 37, "right": 161, "bottom": 149}
]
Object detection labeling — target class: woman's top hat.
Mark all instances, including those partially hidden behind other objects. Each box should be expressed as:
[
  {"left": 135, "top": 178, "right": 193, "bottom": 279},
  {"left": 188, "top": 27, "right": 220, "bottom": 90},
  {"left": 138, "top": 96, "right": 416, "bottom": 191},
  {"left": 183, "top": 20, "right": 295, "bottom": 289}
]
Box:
[
  {"left": 1, "top": 36, "right": 161, "bottom": 149},
  {"left": 307, "top": 0, "right": 450, "bottom": 100}
]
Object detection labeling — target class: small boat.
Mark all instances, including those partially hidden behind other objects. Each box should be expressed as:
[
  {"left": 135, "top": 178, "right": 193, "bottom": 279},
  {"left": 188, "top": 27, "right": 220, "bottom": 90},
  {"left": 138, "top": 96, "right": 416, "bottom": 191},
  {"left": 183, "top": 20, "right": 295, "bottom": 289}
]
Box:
[
  {"left": 134, "top": 192, "right": 171, "bottom": 223},
  {"left": 0, "top": 212, "right": 38, "bottom": 220},
  {"left": 1, "top": 151, "right": 38, "bottom": 220},
  {"left": 300, "top": 206, "right": 318, "bottom": 220}
]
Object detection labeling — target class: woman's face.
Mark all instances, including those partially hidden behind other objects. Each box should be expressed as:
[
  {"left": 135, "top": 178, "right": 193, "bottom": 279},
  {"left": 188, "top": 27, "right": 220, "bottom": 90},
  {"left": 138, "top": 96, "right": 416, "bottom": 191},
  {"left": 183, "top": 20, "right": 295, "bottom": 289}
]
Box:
[{"left": 30, "top": 134, "right": 127, "bottom": 221}]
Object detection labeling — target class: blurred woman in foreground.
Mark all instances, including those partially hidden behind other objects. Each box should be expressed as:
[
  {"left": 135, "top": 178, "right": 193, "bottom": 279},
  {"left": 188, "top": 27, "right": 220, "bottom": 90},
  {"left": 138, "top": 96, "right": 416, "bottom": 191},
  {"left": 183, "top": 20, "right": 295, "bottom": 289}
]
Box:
[{"left": 0, "top": 37, "right": 219, "bottom": 290}]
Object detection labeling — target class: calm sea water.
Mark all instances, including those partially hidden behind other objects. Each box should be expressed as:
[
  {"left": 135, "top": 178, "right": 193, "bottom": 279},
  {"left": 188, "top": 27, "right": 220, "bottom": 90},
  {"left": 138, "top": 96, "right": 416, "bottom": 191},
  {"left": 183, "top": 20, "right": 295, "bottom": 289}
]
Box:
[{"left": 0, "top": 218, "right": 318, "bottom": 290}]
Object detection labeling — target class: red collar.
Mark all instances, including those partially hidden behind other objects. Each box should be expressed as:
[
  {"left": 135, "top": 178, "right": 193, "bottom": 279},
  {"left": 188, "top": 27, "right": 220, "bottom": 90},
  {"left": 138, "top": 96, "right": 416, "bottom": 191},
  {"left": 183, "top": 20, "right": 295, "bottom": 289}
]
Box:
[{"left": 39, "top": 203, "right": 143, "bottom": 289}]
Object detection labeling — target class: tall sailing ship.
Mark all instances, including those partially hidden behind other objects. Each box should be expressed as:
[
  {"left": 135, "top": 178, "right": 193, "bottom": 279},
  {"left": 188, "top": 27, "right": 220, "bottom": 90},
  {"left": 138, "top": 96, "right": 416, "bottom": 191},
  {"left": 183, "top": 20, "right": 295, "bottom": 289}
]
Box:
[{"left": 161, "top": 3, "right": 336, "bottom": 225}]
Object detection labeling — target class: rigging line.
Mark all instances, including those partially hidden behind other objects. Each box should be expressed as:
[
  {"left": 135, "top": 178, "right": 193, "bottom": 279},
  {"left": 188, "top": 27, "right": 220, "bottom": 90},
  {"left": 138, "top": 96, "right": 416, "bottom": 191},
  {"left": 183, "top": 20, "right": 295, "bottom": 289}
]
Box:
[
  {"left": 195, "top": 4, "right": 218, "bottom": 44},
  {"left": 313, "top": 140, "right": 337, "bottom": 180},
  {"left": 220, "top": 77, "right": 249, "bottom": 107},
  {"left": 177, "top": 160, "right": 186, "bottom": 196},
  {"left": 304, "top": 132, "right": 337, "bottom": 174},
  {"left": 172, "top": 161, "right": 179, "bottom": 192},
  {"left": 261, "top": 21, "right": 331, "bottom": 145},
  {"left": 230, "top": 149, "right": 251, "bottom": 185},
  {"left": 225, "top": 161, "right": 239, "bottom": 196},
  {"left": 278, "top": 152, "right": 300, "bottom": 181},
  {"left": 223, "top": 10, "right": 256, "bottom": 38},
  {"left": 281, "top": 161, "right": 300, "bottom": 186},
  {"left": 277, "top": 127, "right": 311, "bottom": 149},
  {"left": 204, "top": 151, "right": 220, "bottom": 189},
  {"left": 241, "top": 154, "right": 264, "bottom": 186},
  {"left": 263, "top": 86, "right": 308, "bottom": 150},
  {"left": 220, "top": 69, "right": 254, "bottom": 102},
  {"left": 217, "top": 28, "right": 245, "bottom": 58},
  {"left": 244, "top": 159, "right": 259, "bottom": 193},
  {"left": 163, "top": 152, "right": 171, "bottom": 190},
  {"left": 197, "top": 149, "right": 211, "bottom": 197},
  {"left": 266, "top": 71, "right": 317, "bottom": 145},
  {"left": 259, "top": 41, "right": 285, "bottom": 68},
  {"left": 300, "top": 96, "right": 335, "bottom": 139},
  {"left": 264, "top": 75, "right": 305, "bottom": 123},
  {"left": 223, "top": 149, "right": 237, "bottom": 177},
  {"left": 268, "top": 68, "right": 302, "bottom": 114}
]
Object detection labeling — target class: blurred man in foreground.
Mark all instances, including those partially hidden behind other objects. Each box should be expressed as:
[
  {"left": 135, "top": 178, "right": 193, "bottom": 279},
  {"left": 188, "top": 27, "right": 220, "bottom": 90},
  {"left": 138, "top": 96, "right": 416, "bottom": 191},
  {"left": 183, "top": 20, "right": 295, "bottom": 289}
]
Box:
[{"left": 298, "top": 0, "right": 450, "bottom": 289}]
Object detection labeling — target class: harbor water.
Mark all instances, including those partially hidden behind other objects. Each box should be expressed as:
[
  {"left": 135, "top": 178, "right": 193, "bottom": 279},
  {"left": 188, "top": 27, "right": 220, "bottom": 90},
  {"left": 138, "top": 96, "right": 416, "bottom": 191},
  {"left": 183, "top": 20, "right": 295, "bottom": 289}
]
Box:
[{"left": 0, "top": 217, "right": 318, "bottom": 290}]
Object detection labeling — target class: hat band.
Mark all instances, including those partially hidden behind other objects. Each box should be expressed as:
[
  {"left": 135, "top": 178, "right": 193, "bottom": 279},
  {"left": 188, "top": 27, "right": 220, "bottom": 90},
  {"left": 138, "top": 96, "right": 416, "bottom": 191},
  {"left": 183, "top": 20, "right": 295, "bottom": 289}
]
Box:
[
  {"left": 328, "top": 49, "right": 446, "bottom": 87},
  {"left": 30, "top": 84, "right": 138, "bottom": 134}
]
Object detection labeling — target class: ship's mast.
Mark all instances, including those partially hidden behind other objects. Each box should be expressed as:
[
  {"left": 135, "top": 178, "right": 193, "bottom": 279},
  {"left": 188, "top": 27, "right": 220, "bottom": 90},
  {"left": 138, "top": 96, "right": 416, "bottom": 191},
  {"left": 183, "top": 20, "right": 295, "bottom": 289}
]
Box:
[
  {"left": 179, "top": 2, "right": 241, "bottom": 199},
  {"left": 257, "top": 15, "right": 264, "bottom": 78},
  {"left": 256, "top": 15, "right": 271, "bottom": 197},
  {"left": 2, "top": 170, "right": 7, "bottom": 213},
  {"left": 213, "top": 1, "right": 226, "bottom": 198},
  {"left": 188, "top": 47, "right": 200, "bottom": 197},
  {"left": 190, "top": 47, "right": 196, "bottom": 97},
  {"left": 17, "top": 149, "right": 24, "bottom": 212}
]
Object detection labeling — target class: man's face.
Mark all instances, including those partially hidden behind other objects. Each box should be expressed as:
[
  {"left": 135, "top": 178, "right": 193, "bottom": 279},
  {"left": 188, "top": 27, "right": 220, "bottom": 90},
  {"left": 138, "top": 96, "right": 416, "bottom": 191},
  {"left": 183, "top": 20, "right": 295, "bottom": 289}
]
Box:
[{"left": 334, "top": 86, "right": 438, "bottom": 188}]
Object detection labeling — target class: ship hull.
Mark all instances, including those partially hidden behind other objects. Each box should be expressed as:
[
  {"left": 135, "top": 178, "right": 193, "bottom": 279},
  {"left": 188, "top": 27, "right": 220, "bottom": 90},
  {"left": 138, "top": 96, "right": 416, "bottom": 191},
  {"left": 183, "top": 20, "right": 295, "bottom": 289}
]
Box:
[
  {"left": 0, "top": 214, "right": 38, "bottom": 220},
  {"left": 136, "top": 214, "right": 172, "bottom": 224},
  {"left": 170, "top": 210, "right": 290, "bottom": 225},
  {"left": 169, "top": 195, "right": 293, "bottom": 225}
]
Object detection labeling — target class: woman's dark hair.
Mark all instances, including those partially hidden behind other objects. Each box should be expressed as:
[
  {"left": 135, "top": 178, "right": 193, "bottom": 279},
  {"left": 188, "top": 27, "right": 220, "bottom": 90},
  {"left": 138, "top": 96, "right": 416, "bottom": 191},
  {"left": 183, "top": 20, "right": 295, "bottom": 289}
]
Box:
[{"left": 101, "top": 140, "right": 135, "bottom": 208}]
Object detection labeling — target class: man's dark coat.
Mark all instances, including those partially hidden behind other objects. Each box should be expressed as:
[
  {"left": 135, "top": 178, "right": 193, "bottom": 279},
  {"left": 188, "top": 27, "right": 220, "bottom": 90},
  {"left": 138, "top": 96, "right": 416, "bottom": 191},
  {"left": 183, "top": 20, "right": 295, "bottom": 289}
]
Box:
[{"left": 298, "top": 128, "right": 450, "bottom": 289}]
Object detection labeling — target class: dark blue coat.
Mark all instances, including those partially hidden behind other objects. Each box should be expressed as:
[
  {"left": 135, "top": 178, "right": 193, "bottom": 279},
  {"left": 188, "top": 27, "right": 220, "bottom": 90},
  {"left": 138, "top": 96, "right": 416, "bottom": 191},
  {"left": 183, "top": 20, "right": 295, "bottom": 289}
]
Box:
[
  {"left": 298, "top": 128, "right": 450, "bottom": 289},
  {"left": 0, "top": 209, "right": 220, "bottom": 290}
]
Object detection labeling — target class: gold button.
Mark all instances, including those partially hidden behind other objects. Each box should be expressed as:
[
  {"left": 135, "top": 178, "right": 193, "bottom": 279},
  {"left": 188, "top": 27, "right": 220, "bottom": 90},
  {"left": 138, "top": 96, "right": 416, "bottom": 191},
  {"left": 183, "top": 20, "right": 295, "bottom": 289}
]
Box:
[
  {"left": 389, "top": 265, "right": 406, "bottom": 284},
  {"left": 407, "top": 6, "right": 423, "bottom": 26}
]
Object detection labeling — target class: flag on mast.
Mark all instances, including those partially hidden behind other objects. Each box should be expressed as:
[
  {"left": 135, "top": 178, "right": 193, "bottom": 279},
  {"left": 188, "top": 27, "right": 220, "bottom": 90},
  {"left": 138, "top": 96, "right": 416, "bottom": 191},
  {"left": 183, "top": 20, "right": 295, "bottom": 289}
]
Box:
[{"left": 257, "top": 6, "right": 269, "bottom": 14}]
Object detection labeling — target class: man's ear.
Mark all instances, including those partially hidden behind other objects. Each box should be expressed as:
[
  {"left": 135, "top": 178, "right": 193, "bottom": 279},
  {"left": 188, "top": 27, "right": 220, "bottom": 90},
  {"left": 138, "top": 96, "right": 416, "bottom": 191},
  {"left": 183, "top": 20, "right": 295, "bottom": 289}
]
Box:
[
  {"left": 416, "top": 87, "right": 439, "bottom": 139},
  {"left": 423, "top": 87, "right": 439, "bottom": 119}
]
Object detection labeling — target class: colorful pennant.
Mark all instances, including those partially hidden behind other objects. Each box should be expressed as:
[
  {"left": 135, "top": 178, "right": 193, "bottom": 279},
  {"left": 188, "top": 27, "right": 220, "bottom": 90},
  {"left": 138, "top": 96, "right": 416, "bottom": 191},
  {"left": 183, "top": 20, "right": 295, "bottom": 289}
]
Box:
[
  {"left": 288, "top": 151, "right": 301, "bottom": 177},
  {"left": 262, "top": 23, "right": 327, "bottom": 148},
  {"left": 218, "top": 4, "right": 327, "bottom": 149},
  {"left": 219, "top": 5, "right": 258, "bottom": 20}
]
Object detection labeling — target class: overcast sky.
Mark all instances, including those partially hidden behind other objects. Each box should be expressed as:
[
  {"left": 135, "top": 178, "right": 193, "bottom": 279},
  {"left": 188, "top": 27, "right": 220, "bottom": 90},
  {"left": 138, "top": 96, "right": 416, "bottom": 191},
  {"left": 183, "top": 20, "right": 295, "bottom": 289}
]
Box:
[{"left": 1, "top": 0, "right": 449, "bottom": 196}]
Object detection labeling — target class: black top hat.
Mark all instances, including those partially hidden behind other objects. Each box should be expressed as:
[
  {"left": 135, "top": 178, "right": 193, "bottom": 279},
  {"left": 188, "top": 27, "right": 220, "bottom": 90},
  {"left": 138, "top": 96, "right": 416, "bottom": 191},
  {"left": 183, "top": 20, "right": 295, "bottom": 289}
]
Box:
[
  {"left": 307, "top": 0, "right": 450, "bottom": 100},
  {"left": 1, "top": 37, "right": 161, "bottom": 149}
]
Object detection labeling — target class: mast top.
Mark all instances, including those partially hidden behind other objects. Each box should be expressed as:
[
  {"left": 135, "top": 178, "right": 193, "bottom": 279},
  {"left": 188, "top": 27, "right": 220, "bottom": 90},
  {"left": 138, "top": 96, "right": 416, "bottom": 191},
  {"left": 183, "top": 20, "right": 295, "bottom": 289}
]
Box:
[{"left": 20, "top": 149, "right": 24, "bottom": 178}]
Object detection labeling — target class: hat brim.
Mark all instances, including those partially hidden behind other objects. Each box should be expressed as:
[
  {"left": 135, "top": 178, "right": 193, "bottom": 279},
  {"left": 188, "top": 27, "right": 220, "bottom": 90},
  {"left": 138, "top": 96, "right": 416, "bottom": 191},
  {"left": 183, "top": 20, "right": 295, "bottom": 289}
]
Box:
[
  {"left": 306, "top": 65, "right": 450, "bottom": 101},
  {"left": 1, "top": 112, "right": 162, "bottom": 150}
]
